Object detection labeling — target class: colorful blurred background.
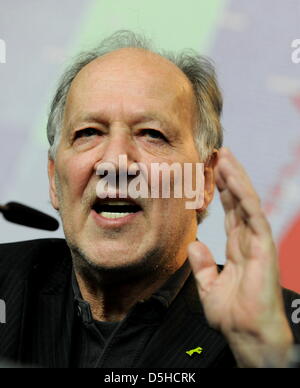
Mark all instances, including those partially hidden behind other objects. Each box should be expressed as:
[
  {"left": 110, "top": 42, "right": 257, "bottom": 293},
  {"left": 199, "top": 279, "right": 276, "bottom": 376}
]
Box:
[{"left": 0, "top": 0, "right": 299, "bottom": 291}]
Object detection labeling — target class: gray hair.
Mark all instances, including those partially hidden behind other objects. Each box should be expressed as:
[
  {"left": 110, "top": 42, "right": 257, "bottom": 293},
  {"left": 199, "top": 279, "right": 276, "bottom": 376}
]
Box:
[{"left": 47, "top": 30, "right": 223, "bottom": 223}]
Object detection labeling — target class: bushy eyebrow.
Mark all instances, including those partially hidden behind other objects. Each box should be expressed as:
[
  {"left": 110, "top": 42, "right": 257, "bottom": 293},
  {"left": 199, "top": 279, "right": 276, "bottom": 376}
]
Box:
[
  {"left": 65, "top": 113, "right": 109, "bottom": 131},
  {"left": 130, "top": 114, "right": 172, "bottom": 129}
]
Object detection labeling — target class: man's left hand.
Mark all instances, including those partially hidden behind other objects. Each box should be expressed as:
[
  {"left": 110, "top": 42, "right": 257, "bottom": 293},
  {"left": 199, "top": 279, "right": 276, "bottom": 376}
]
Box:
[{"left": 188, "top": 147, "right": 293, "bottom": 368}]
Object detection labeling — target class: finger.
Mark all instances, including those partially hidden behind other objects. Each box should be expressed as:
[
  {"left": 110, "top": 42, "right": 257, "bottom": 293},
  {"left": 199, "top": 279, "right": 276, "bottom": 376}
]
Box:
[
  {"left": 219, "top": 147, "right": 252, "bottom": 185},
  {"left": 188, "top": 241, "right": 218, "bottom": 296},
  {"left": 223, "top": 175, "right": 271, "bottom": 236},
  {"left": 217, "top": 158, "right": 259, "bottom": 204},
  {"left": 215, "top": 149, "right": 269, "bottom": 235},
  {"left": 219, "top": 184, "right": 238, "bottom": 213},
  {"left": 217, "top": 158, "right": 262, "bottom": 219},
  {"left": 238, "top": 195, "right": 272, "bottom": 236},
  {"left": 217, "top": 148, "right": 258, "bottom": 196},
  {"left": 215, "top": 155, "right": 239, "bottom": 214},
  {"left": 215, "top": 156, "right": 240, "bottom": 217},
  {"left": 214, "top": 154, "right": 227, "bottom": 192}
]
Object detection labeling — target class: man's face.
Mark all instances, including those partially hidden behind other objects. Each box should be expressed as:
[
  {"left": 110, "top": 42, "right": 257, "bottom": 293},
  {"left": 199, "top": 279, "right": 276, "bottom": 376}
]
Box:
[{"left": 48, "top": 48, "right": 208, "bottom": 273}]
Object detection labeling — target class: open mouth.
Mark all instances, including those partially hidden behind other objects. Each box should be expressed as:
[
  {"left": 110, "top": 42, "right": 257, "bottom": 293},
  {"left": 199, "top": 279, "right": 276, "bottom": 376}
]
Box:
[{"left": 92, "top": 200, "right": 142, "bottom": 219}]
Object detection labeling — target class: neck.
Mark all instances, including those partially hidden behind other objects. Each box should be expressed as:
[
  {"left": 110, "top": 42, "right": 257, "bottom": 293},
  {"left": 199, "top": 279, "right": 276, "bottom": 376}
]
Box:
[{"left": 73, "top": 257, "right": 185, "bottom": 322}]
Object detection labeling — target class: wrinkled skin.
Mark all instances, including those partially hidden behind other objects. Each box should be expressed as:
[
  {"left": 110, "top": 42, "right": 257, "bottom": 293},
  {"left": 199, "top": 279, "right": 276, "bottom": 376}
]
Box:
[{"left": 188, "top": 148, "right": 293, "bottom": 368}]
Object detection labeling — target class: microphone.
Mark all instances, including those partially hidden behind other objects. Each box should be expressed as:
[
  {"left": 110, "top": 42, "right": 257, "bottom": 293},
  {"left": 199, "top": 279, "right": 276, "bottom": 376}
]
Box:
[{"left": 0, "top": 202, "right": 59, "bottom": 231}]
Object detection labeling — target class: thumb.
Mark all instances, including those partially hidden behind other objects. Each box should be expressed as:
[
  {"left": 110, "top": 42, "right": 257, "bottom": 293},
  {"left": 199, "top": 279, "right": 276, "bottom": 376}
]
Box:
[{"left": 188, "top": 241, "right": 219, "bottom": 295}]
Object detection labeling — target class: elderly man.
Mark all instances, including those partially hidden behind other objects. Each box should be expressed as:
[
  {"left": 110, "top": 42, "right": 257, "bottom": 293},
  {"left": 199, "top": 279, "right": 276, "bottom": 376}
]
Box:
[{"left": 0, "top": 31, "right": 299, "bottom": 368}]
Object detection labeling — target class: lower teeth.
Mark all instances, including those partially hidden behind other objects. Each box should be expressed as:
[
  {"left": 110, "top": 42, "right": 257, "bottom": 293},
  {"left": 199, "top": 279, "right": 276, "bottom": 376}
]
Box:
[{"left": 100, "top": 212, "right": 133, "bottom": 219}]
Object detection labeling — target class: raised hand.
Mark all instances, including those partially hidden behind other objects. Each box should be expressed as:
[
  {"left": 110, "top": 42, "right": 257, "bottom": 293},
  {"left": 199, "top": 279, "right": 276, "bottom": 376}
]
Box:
[{"left": 188, "top": 147, "right": 293, "bottom": 368}]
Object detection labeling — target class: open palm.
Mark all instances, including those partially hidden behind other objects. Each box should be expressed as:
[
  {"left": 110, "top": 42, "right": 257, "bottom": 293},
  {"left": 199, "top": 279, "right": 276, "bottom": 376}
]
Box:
[{"left": 188, "top": 148, "right": 293, "bottom": 367}]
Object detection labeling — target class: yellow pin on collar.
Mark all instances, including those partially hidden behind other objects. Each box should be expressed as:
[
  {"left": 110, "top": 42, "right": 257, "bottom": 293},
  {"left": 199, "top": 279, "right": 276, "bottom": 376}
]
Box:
[{"left": 186, "top": 347, "right": 203, "bottom": 356}]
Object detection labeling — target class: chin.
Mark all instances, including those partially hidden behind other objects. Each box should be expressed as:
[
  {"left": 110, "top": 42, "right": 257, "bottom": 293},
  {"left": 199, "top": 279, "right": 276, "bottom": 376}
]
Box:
[
  {"left": 89, "top": 249, "right": 142, "bottom": 269},
  {"left": 71, "top": 239, "right": 163, "bottom": 284}
]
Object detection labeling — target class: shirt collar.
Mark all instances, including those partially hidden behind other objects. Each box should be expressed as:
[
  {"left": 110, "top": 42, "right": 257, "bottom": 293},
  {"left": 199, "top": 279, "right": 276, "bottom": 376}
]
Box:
[{"left": 150, "top": 259, "right": 192, "bottom": 308}]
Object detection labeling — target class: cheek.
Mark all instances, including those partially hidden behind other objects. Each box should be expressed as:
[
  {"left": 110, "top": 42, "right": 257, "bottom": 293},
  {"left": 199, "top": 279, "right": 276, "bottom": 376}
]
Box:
[
  {"left": 152, "top": 198, "right": 187, "bottom": 223},
  {"left": 56, "top": 153, "right": 95, "bottom": 201}
]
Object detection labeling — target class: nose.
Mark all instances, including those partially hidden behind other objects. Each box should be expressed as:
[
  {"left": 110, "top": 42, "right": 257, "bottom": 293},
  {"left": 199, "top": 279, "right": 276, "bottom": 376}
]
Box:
[{"left": 94, "top": 127, "right": 139, "bottom": 175}]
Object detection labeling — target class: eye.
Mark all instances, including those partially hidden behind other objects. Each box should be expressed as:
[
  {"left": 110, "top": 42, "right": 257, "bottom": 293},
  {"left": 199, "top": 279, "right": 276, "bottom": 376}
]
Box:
[
  {"left": 74, "top": 128, "right": 102, "bottom": 139},
  {"left": 140, "top": 129, "right": 168, "bottom": 142}
]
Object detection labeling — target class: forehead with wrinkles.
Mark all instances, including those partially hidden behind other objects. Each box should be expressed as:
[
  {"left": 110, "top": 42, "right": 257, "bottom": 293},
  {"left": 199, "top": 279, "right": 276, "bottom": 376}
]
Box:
[{"left": 63, "top": 47, "right": 197, "bottom": 130}]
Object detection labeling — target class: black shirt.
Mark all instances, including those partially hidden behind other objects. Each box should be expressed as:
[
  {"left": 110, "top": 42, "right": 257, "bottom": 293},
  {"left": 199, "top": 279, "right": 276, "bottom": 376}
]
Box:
[
  {"left": 2, "top": 239, "right": 300, "bottom": 368},
  {"left": 72, "top": 260, "right": 192, "bottom": 368}
]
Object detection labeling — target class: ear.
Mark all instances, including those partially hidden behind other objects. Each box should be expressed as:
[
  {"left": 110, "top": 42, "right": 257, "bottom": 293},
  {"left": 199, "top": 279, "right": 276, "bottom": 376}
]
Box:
[
  {"left": 48, "top": 155, "right": 59, "bottom": 210},
  {"left": 196, "top": 149, "right": 218, "bottom": 216}
]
